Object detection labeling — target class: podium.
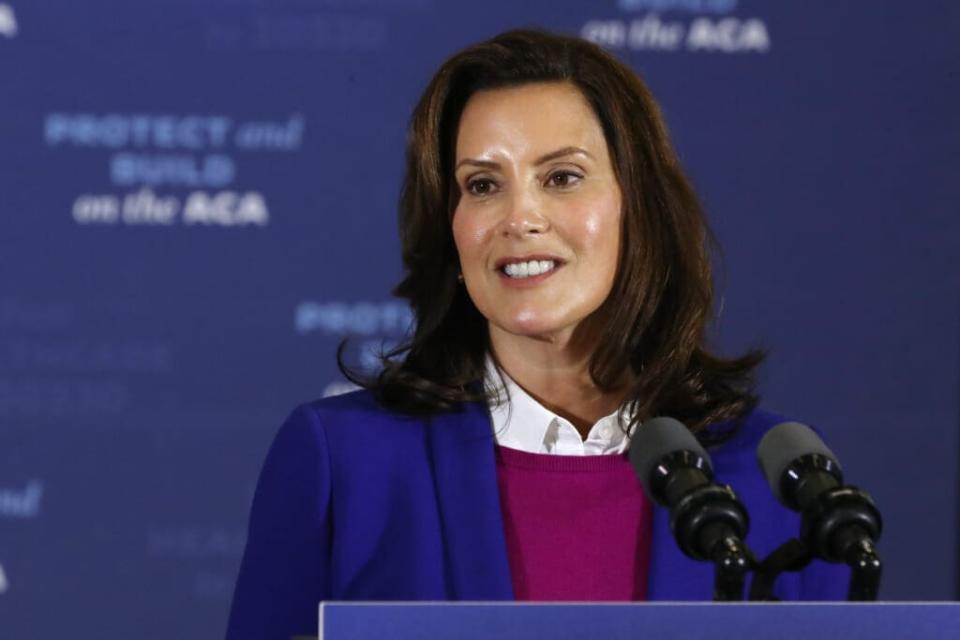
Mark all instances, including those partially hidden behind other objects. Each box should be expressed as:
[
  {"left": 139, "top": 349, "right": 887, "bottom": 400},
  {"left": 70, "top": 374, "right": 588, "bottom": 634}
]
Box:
[{"left": 319, "top": 602, "right": 959, "bottom": 639}]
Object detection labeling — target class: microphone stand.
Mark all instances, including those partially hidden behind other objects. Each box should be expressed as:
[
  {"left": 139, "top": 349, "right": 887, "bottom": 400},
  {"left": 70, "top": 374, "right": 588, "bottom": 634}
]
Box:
[
  {"left": 836, "top": 525, "right": 883, "bottom": 600},
  {"left": 703, "top": 525, "right": 754, "bottom": 601},
  {"left": 748, "top": 533, "right": 882, "bottom": 601},
  {"left": 670, "top": 482, "right": 755, "bottom": 601},
  {"left": 749, "top": 538, "right": 812, "bottom": 601}
]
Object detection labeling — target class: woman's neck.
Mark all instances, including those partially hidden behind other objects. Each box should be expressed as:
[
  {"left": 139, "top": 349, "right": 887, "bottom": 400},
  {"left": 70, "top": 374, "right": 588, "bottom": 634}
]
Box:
[{"left": 489, "top": 324, "right": 624, "bottom": 439}]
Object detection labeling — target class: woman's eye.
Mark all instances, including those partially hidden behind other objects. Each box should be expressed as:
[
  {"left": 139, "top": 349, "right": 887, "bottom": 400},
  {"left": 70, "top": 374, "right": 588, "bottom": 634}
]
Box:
[
  {"left": 547, "top": 171, "right": 582, "bottom": 188},
  {"left": 466, "top": 179, "right": 496, "bottom": 196}
]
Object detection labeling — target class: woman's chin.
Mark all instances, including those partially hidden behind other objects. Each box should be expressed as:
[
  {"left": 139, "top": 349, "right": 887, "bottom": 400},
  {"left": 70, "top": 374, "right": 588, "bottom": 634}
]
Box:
[{"left": 492, "top": 314, "right": 572, "bottom": 342}]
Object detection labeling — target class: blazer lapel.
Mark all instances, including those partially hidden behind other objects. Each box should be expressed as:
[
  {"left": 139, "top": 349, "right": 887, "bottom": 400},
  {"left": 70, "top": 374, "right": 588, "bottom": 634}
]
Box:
[
  {"left": 425, "top": 402, "right": 514, "bottom": 600},
  {"left": 648, "top": 505, "right": 715, "bottom": 600}
]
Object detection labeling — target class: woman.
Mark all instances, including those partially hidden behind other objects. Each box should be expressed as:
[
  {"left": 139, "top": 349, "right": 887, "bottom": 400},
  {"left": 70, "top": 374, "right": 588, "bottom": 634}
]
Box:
[{"left": 227, "top": 29, "right": 843, "bottom": 639}]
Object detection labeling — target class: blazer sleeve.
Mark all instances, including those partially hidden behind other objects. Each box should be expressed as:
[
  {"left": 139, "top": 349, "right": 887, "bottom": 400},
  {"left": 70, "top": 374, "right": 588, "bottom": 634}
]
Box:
[{"left": 226, "top": 404, "right": 332, "bottom": 640}]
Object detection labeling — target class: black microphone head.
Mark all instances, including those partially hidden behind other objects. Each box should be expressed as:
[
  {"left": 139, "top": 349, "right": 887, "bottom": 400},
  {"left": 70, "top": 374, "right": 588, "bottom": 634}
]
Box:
[
  {"left": 629, "top": 416, "right": 713, "bottom": 497},
  {"left": 757, "top": 421, "right": 841, "bottom": 504}
]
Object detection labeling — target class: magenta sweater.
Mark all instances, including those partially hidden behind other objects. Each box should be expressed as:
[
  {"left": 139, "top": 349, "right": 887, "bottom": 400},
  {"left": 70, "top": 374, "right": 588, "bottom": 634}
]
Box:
[{"left": 494, "top": 445, "right": 653, "bottom": 601}]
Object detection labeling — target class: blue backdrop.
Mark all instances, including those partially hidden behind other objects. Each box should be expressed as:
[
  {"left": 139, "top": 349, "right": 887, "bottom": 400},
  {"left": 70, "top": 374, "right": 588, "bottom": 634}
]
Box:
[{"left": 1, "top": 1, "right": 958, "bottom": 637}]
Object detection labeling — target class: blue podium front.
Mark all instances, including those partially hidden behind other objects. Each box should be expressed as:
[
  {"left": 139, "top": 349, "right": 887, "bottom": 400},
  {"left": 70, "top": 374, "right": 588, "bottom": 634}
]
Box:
[{"left": 319, "top": 602, "right": 959, "bottom": 640}]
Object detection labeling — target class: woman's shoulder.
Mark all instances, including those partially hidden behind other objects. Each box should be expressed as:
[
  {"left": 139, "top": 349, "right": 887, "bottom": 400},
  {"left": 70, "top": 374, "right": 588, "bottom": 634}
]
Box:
[
  {"left": 704, "top": 406, "right": 829, "bottom": 473},
  {"left": 708, "top": 407, "right": 794, "bottom": 447},
  {"left": 260, "top": 390, "right": 431, "bottom": 472},
  {"left": 305, "top": 387, "right": 388, "bottom": 417},
  {"left": 280, "top": 388, "right": 488, "bottom": 446},
  {"left": 282, "top": 388, "right": 423, "bottom": 434}
]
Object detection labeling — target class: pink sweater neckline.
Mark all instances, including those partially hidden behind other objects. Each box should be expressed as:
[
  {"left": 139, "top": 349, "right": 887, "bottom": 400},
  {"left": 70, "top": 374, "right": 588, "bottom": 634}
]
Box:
[{"left": 495, "top": 443, "right": 633, "bottom": 470}]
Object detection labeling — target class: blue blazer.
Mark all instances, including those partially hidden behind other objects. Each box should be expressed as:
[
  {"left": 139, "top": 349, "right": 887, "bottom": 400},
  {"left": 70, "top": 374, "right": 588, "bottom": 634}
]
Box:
[{"left": 226, "top": 391, "right": 846, "bottom": 639}]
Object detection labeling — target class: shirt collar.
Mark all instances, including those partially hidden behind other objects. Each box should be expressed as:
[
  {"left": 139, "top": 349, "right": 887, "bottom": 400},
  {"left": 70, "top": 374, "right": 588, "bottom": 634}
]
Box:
[{"left": 484, "top": 355, "right": 635, "bottom": 456}]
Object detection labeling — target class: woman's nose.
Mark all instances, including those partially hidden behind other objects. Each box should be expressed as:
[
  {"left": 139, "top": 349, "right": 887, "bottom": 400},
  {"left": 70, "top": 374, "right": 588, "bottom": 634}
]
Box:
[{"left": 501, "top": 186, "right": 549, "bottom": 237}]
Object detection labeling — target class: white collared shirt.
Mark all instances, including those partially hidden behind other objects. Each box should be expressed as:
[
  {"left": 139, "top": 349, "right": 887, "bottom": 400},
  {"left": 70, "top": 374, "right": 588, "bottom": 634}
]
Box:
[{"left": 485, "top": 356, "right": 635, "bottom": 456}]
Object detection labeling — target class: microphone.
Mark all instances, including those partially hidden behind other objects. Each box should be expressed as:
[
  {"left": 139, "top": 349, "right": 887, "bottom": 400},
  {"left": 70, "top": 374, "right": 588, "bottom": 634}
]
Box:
[
  {"left": 629, "top": 417, "right": 752, "bottom": 600},
  {"left": 757, "top": 421, "right": 882, "bottom": 599}
]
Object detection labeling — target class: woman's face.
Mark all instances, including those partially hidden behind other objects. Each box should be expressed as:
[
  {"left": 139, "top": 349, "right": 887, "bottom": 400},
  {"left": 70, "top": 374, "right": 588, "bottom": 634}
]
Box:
[{"left": 452, "top": 81, "right": 622, "bottom": 344}]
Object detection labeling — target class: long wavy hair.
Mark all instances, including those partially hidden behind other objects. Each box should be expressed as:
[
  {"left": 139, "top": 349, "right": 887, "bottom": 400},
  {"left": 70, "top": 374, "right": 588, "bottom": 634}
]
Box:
[{"left": 341, "top": 28, "right": 763, "bottom": 434}]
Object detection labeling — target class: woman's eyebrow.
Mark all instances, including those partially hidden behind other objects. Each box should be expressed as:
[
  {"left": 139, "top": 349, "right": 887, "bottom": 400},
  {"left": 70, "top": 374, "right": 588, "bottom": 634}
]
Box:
[
  {"left": 455, "top": 146, "right": 593, "bottom": 171},
  {"left": 455, "top": 158, "right": 499, "bottom": 171},
  {"left": 533, "top": 146, "right": 593, "bottom": 165}
]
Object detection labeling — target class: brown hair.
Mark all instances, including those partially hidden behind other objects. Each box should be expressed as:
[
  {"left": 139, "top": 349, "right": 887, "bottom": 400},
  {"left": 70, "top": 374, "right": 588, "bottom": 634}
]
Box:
[{"left": 342, "top": 28, "right": 763, "bottom": 434}]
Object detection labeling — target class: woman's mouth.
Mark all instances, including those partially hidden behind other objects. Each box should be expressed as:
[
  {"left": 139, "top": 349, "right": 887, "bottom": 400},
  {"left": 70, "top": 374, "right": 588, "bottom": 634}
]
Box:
[{"left": 501, "top": 259, "right": 558, "bottom": 279}]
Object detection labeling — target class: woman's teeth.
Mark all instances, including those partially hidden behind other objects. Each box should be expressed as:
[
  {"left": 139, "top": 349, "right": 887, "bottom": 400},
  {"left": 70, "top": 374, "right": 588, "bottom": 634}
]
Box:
[{"left": 503, "top": 260, "right": 556, "bottom": 279}]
